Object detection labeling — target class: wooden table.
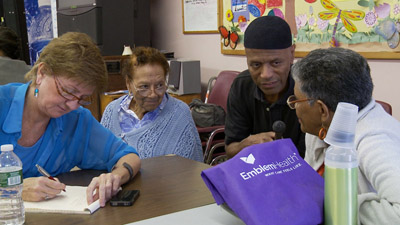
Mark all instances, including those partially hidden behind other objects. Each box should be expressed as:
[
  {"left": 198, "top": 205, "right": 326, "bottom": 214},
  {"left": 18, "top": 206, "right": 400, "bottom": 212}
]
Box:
[{"left": 25, "top": 156, "right": 215, "bottom": 225}]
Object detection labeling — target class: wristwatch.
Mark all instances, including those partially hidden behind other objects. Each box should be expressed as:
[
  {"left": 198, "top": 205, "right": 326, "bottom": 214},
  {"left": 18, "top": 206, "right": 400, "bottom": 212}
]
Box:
[
  {"left": 112, "top": 162, "right": 134, "bottom": 181},
  {"left": 123, "top": 162, "right": 134, "bottom": 181}
]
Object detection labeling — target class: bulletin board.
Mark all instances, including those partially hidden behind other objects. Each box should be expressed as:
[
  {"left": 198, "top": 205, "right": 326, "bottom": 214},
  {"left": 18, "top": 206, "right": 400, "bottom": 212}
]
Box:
[
  {"left": 219, "top": 0, "right": 400, "bottom": 59},
  {"left": 182, "top": 0, "right": 220, "bottom": 33}
]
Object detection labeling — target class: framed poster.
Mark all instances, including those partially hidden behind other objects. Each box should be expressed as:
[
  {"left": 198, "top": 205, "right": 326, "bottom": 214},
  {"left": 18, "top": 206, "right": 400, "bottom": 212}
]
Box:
[
  {"left": 219, "top": 0, "right": 400, "bottom": 59},
  {"left": 182, "top": 0, "right": 220, "bottom": 33}
]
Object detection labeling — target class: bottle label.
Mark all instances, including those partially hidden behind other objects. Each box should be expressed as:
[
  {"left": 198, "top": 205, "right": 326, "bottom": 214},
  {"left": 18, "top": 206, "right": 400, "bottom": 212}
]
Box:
[{"left": 0, "top": 169, "right": 23, "bottom": 187}]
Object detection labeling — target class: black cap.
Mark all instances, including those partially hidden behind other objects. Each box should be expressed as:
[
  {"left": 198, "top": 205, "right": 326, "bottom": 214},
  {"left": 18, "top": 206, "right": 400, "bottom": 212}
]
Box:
[{"left": 244, "top": 16, "right": 292, "bottom": 50}]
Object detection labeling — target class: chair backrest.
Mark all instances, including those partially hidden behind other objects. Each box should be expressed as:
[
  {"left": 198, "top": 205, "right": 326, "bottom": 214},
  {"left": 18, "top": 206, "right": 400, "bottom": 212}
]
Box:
[
  {"left": 376, "top": 100, "right": 392, "bottom": 115},
  {"left": 207, "top": 70, "right": 240, "bottom": 112}
]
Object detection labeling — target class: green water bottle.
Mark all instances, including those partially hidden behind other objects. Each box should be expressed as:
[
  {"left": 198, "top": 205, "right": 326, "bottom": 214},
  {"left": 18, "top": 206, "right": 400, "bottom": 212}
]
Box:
[
  {"left": 323, "top": 102, "right": 358, "bottom": 225},
  {"left": 324, "top": 146, "right": 358, "bottom": 225}
]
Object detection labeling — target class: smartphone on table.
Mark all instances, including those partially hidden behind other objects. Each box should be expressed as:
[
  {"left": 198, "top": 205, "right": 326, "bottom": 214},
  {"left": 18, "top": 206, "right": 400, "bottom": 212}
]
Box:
[{"left": 110, "top": 190, "right": 140, "bottom": 206}]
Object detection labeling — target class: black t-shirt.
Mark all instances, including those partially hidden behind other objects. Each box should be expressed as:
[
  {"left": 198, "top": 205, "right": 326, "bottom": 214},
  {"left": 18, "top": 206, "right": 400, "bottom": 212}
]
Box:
[{"left": 225, "top": 70, "right": 306, "bottom": 158}]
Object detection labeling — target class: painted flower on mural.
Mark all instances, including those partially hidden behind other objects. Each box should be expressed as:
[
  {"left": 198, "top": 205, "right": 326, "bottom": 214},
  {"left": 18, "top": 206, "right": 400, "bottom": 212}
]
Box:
[
  {"left": 309, "top": 16, "right": 316, "bottom": 27},
  {"left": 269, "top": 8, "right": 284, "bottom": 19},
  {"left": 295, "top": 14, "right": 307, "bottom": 29},
  {"left": 375, "top": 3, "right": 390, "bottom": 19},
  {"left": 238, "top": 15, "right": 246, "bottom": 23},
  {"left": 226, "top": 9, "right": 234, "bottom": 22},
  {"left": 317, "top": 17, "right": 329, "bottom": 30},
  {"left": 374, "top": 20, "right": 397, "bottom": 40},
  {"left": 239, "top": 22, "right": 248, "bottom": 32},
  {"left": 364, "top": 11, "right": 377, "bottom": 27},
  {"left": 238, "top": 15, "right": 248, "bottom": 32},
  {"left": 394, "top": 4, "right": 400, "bottom": 15}
]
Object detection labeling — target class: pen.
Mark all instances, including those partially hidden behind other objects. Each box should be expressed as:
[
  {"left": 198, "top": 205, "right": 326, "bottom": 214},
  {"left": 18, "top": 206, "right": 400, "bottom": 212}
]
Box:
[{"left": 35, "top": 164, "right": 66, "bottom": 192}]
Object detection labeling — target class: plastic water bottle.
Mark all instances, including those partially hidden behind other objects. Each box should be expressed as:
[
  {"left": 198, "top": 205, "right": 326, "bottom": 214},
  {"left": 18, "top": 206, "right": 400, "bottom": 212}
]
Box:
[
  {"left": 323, "top": 102, "right": 359, "bottom": 225},
  {"left": 324, "top": 146, "right": 358, "bottom": 225},
  {"left": 0, "top": 144, "right": 25, "bottom": 225}
]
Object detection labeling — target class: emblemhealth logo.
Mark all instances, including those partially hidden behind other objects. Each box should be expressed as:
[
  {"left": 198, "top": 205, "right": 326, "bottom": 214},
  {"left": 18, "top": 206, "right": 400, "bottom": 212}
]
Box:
[
  {"left": 239, "top": 152, "right": 300, "bottom": 180},
  {"left": 240, "top": 153, "right": 255, "bottom": 164}
]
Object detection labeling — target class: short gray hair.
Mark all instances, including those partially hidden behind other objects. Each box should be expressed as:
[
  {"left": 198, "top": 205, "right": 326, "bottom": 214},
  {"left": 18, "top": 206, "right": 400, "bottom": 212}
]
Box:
[{"left": 292, "top": 48, "right": 373, "bottom": 111}]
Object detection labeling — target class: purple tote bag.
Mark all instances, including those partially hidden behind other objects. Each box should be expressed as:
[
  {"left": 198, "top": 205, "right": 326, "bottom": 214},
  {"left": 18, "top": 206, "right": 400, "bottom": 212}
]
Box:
[{"left": 201, "top": 139, "right": 324, "bottom": 225}]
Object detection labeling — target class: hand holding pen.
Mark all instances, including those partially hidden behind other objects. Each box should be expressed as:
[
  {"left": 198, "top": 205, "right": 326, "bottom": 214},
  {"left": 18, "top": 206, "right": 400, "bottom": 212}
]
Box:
[{"left": 35, "top": 164, "right": 66, "bottom": 192}]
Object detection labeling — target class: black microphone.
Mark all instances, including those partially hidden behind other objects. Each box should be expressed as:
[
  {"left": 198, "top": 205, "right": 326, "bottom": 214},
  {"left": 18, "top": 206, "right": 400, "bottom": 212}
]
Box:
[{"left": 272, "top": 120, "right": 286, "bottom": 140}]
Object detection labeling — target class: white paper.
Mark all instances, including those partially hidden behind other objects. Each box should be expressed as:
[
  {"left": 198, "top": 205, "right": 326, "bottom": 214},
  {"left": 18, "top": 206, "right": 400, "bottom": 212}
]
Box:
[{"left": 24, "top": 186, "right": 99, "bottom": 214}]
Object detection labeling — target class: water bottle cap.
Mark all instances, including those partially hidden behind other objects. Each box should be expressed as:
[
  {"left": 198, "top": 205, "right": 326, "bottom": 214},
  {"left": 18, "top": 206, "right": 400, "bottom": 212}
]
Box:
[
  {"left": 324, "top": 102, "right": 358, "bottom": 148},
  {"left": 1, "top": 144, "right": 14, "bottom": 152}
]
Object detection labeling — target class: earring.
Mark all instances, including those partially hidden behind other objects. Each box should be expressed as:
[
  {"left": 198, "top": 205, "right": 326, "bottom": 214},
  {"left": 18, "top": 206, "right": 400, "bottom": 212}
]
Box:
[
  {"left": 318, "top": 127, "right": 327, "bottom": 140},
  {"left": 34, "top": 88, "right": 39, "bottom": 98}
]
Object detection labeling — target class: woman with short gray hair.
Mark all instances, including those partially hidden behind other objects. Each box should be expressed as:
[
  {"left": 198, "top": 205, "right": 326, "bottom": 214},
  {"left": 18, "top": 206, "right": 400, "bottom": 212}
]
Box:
[{"left": 288, "top": 47, "right": 400, "bottom": 224}]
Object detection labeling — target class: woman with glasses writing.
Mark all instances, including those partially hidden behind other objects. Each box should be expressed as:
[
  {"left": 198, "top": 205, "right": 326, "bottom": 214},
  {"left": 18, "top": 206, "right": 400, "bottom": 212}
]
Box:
[
  {"left": 100, "top": 47, "right": 202, "bottom": 162},
  {"left": 288, "top": 48, "right": 400, "bottom": 224},
  {"left": 0, "top": 32, "right": 141, "bottom": 207}
]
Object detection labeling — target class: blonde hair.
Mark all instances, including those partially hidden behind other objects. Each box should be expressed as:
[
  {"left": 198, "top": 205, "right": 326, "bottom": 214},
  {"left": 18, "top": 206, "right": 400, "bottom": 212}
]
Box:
[{"left": 25, "top": 32, "right": 107, "bottom": 93}]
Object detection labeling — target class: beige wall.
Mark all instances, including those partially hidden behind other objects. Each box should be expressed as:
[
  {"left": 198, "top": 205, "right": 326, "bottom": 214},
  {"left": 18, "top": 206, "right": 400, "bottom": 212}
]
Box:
[{"left": 150, "top": 0, "right": 400, "bottom": 120}]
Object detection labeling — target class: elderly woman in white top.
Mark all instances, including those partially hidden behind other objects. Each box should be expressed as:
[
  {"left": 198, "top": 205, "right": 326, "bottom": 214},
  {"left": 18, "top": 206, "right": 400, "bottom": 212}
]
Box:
[
  {"left": 101, "top": 47, "right": 203, "bottom": 161},
  {"left": 287, "top": 47, "right": 400, "bottom": 225}
]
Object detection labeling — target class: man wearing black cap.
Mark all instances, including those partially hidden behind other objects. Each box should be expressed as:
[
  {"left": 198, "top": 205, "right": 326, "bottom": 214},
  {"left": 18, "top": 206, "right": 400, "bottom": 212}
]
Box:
[{"left": 225, "top": 16, "right": 305, "bottom": 158}]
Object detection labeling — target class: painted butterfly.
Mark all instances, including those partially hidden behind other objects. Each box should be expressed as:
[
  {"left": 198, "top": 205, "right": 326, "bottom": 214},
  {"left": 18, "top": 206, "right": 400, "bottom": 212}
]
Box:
[{"left": 219, "top": 26, "right": 239, "bottom": 50}]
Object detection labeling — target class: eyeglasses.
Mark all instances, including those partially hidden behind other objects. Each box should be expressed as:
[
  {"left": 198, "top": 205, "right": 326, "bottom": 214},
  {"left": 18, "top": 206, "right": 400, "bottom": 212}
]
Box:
[
  {"left": 54, "top": 76, "right": 92, "bottom": 105},
  {"left": 286, "top": 95, "right": 313, "bottom": 109},
  {"left": 132, "top": 82, "right": 167, "bottom": 97}
]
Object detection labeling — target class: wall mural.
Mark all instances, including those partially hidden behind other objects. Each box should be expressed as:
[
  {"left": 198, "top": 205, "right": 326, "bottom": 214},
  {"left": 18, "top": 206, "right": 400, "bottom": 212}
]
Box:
[
  {"left": 24, "top": 0, "right": 53, "bottom": 64},
  {"left": 219, "top": 0, "right": 400, "bottom": 59}
]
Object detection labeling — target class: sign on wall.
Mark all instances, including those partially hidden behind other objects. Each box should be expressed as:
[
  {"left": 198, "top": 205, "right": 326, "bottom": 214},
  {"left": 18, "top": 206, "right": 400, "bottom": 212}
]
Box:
[{"left": 183, "top": 0, "right": 219, "bottom": 33}]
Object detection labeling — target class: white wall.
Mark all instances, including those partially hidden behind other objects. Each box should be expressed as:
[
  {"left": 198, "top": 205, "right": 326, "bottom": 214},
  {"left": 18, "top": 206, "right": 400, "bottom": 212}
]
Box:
[{"left": 150, "top": 0, "right": 400, "bottom": 120}]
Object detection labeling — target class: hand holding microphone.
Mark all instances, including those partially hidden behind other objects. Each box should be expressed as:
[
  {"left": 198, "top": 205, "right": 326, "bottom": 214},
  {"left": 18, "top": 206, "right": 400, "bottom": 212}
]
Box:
[
  {"left": 242, "top": 121, "right": 286, "bottom": 147},
  {"left": 272, "top": 120, "right": 286, "bottom": 140}
]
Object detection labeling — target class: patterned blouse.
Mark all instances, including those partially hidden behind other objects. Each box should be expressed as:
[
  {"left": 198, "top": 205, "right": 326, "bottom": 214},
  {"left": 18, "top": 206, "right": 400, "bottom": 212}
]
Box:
[{"left": 118, "top": 94, "right": 168, "bottom": 133}]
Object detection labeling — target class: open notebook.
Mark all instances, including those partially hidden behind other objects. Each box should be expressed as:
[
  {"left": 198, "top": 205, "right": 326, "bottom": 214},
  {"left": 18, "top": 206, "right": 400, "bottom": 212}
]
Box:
[{"left": 24, "top": 185, "right": 100, "bottom": 215}]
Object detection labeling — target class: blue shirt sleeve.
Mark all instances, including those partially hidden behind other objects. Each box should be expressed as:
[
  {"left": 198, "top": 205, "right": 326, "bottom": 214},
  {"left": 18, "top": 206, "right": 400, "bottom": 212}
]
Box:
[
  {"left": 54, "top": 108, "right": 139, "bottom": 174},
  {"left": 1, "top": 83, "right": 138, "bottom": 178}
]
